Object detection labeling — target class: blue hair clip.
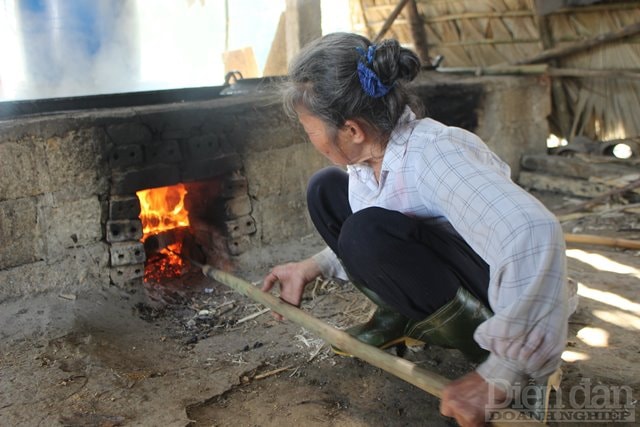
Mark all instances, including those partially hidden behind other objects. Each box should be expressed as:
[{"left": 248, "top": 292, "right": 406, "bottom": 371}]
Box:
[{"left": 355, "top": 45, "right": 391, "bottom": 98}]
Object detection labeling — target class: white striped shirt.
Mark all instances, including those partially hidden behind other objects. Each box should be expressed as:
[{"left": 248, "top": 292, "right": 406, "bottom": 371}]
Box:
[{"left": 313, "top": 108, "right": 569, "bottom": 388}]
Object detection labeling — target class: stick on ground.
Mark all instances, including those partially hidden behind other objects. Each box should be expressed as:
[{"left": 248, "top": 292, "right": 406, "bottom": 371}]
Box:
[{"left": 200, "top": 265, "right": 544, "bottom": 427}]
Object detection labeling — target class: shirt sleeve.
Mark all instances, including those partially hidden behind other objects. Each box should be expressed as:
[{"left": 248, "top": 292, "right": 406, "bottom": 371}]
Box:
[
  {"left": 311, "top": 246, "right": 348, "bottom": 281},
  {"left": 415, "top": 129, "right": 569, "bottom": 391}
]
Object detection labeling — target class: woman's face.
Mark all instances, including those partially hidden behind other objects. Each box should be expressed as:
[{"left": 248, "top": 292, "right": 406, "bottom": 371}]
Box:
[{"left": 296, "top": 109, "right": 362, "bottom": 166}]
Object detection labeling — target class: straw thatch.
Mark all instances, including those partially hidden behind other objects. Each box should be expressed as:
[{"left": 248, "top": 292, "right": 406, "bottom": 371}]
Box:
[{"left": 353, "top": 0, "right": 640, "bottom": 142}]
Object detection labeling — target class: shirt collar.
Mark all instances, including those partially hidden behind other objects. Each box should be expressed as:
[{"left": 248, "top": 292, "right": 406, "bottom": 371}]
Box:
[
  {"left": 381, "top": 106, "right": 416, "bottom": 173},
  {"left": 348, "top": 106, "right": 417, "bottom": 186}
]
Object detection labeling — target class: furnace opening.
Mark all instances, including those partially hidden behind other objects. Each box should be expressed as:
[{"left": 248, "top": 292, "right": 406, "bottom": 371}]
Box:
[
  {"left": 118, "top": 172, "right": 255, "bottom": 296},
  {"left": 137, "top": 183, "right": 191, "bottom": 282}
]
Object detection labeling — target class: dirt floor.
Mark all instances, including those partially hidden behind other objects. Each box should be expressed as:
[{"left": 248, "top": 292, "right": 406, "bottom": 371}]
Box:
[{"left": 1, "top": 190, "right": 639, "bottom": 426}]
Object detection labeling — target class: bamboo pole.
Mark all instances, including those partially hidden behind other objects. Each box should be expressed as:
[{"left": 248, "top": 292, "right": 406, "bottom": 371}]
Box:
[
  {"left": 564, "top": 233, "right": 640, "bottom": 250},
  {"left": 515, "top": 22, "right": 640, "bottom": 65},
  {"left": 437, "top": 65, "right": 640, "bottom": 79},
  {"left": 547, "top": 68, "right": 640, "bottom": 80},
  {"left": 423, "top": 10, "right": 534, "bottom": 22},
  {"left": 427, "top": 38, "right": 540, "bottom": 47},
  {"left": 437, "top": 64, "right": 548, "bottom": 76},
  {"left": 200, "top": 265, "right": 544, "bottom": 427}
]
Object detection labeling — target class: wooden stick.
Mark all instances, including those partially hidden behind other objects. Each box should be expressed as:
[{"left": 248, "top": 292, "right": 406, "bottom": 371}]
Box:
[
  {"left": 200, "top": 265, "right": 544, "bottom": 427},
  {"left": 564, "top": 233, "right": 640, "bottom": 250},
  {"left": 515, "top": 22, "right": 640, "bottom": 65},
  {"left": 254, "top": 365, "right": 293, "bottom": 380},
  {"left": 373, "top": 0, "right": 411, "bottom": 43},
  {"left": 236, "top": 308, "right": 271, "bottom": 324}
]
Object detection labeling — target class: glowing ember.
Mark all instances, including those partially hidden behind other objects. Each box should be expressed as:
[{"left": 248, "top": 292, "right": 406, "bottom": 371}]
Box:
[
  {"left": 144, "top": 243, "right": 188, "bottom": 282},
  {"left": 136, "top": 184, "right": 190, "bottom": 282}
]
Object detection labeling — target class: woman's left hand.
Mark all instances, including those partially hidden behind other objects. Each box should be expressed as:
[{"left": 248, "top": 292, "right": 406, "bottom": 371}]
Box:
[
  {"left": 261, "top": 257, "right": 321, "bottom": 321},
  {"left": 440, "top": 371, "right": 507, "bottom": 427}
]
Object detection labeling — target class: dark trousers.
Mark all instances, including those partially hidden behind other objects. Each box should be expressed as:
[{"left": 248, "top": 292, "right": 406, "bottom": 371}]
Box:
[{"left": 307, "top": 167, "right": 490, "bottom": 320}]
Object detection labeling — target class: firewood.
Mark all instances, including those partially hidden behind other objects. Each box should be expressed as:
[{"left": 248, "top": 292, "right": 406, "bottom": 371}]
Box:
[{"left": 565, "top": 233, "right": 640, "bottom": 250}]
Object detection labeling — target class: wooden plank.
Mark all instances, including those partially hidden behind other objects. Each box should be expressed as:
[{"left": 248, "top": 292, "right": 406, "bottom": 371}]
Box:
[
  {"left": 518, "top": 171, "right": 614, "bottom": 198},
  {"left": 222, "top": 47, "right": 259, "bottom": 78},
  {"left": 557, "top": 177, "right": 640, "bottom": 215}
]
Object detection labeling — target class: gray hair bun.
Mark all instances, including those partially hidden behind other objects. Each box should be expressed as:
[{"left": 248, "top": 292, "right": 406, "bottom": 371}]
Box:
[
  {"left": 372, "top": 39, "right": 421, "bottom": 87},
  {"left": 283, "top": 32, "right": 424, "bottom": 138}
]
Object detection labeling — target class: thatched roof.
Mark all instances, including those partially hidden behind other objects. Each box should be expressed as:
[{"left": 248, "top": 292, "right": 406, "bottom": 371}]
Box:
[{"left": 352, "top": 0, "right": 640, "bottom": 142}]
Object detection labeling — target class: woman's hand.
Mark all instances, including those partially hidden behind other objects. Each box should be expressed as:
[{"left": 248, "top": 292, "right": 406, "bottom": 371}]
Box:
[
  {"left": 440, "top": 371, "right": 507, "bottom": 427},
  {"left": 261, "top": 258, "right": 322, "bottom": 320}
]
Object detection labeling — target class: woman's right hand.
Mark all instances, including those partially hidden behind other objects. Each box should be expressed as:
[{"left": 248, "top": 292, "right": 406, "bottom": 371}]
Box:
[{"left": 261, "top": 258, "right": 322, "bottom": 321}]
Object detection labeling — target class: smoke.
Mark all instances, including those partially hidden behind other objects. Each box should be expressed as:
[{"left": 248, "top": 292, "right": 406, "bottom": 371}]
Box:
[
  {"left": 0, "top": 0, "right": 347, "bottom": 102},
  {"left": 1, "top": 0, "right": 142, "bottom": 100},
  {"left": 1, "top": 0, "right": 229, "bottom": 101}
]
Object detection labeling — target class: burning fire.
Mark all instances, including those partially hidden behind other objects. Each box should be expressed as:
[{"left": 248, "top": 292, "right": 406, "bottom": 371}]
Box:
[{"left": 136, "top": 183, "right": 190, "bottom": 282}]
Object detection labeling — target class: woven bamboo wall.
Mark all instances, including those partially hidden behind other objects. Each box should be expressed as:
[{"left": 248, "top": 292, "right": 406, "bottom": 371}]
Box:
[{"left": 354, "top": 0, "right": 640, "bottom": 142}]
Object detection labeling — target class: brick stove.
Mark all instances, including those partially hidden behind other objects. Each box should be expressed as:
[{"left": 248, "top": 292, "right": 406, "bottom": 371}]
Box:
[
  {"left": 104, "top": 119, "right": 256, "bottom": 287},
  {"left": 0, "top": 89, "right": 331, "bottom": 299},
  {"left": 0, "top": 74, "right": 550, "bottom": 300}
]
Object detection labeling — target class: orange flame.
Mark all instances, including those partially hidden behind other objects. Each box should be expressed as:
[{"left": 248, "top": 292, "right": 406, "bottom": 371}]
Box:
[
  {"left": 136, "top": 184, "right": 190, "bottom": 282},
  {"left": 137, "top": 183, "right": 190, "bottom": 236}
]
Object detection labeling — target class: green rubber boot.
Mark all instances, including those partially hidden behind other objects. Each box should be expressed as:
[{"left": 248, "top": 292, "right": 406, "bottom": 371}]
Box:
[
  {"left": 331, "top": 282, "right": 411, "bottom": 356},
  {"left": 404, "top": 287, "right": 492, "bottom": 363}
]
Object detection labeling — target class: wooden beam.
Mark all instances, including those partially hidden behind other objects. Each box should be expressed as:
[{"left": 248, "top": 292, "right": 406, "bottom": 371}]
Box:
[
  {"left": 521, "top": 154, "right": 639, "bottom": 181},
  {"left": 406, "top": 0, "right": 430, "bottom": 64},
  {"left": 373, "top": 0, "right": 411, "bottom": 43},
  {"left": 357, "top": 0, "right": 373, "bottom": 40},
  {"left": 535, "top": 14, "right": 572, "bottom": 138}
]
